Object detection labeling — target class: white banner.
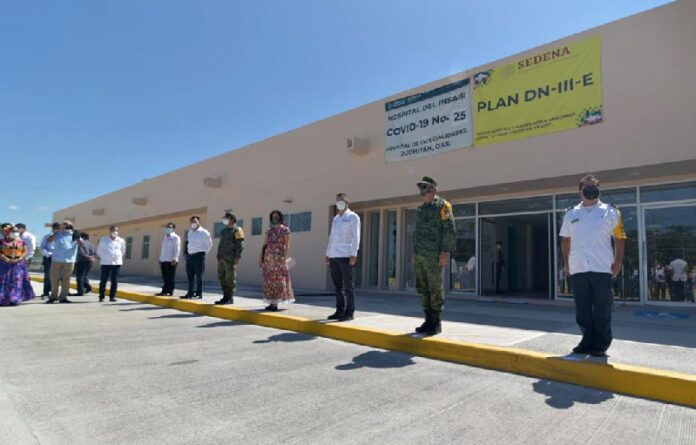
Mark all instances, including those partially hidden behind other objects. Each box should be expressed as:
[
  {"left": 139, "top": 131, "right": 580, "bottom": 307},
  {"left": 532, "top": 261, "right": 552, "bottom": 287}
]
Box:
[{"left": 385, "top": 78, "right": 473, "bottom": 163}]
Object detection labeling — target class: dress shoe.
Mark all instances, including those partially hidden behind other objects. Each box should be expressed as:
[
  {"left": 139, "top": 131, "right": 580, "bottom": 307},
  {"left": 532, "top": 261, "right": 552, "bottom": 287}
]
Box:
[
  {"left": 180, "top": 294, "right": 193, "bottom": 299},
  {"left": 154, "top": 292, "right": 168, "bottom": 296},
  {"left": 99, "top": 297, "right": 104, "bottom": 302},
  {"left": 214, "top": 298, "right": 232, "bottom": 305},
  {"left": 58, "top": 298, "right": 72, "bottom": 304},
  {"left": 338, "top": 314, "right": 354, "bottom": 321},
  {"left": 45, "top": 299, "right": 56, "bottom": 304},
  {"left": 265, "top": 304, "right": 278, "bottom": 311},
  {"left": 572, "top": 345, "right": 591, "bottom": 354},
  {"left": 193, "top": 295, "right": 202, "bottom": 300},
  {"left": 589, "top": 350, "right": 608, "bottom": 358},
  {"left": 327, "top": 311, "right": 344, "bottom": 320},
  {"left": 109, "top": 297, "right": 117, "bottom": 302}
]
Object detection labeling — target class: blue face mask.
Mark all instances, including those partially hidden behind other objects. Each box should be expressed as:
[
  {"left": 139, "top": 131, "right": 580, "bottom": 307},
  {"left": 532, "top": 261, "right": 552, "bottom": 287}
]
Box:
[{"left": 166, "top": 228, "right": 174, "bottom": 234}]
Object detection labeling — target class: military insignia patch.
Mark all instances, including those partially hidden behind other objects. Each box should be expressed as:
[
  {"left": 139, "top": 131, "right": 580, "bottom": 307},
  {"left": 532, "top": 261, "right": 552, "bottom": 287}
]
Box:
[
  {"left": 441, "top": 201, "right": 453, "bottom": 221},
  {"left": 235, "top": 228, "right": 245, "bottom": 239}
]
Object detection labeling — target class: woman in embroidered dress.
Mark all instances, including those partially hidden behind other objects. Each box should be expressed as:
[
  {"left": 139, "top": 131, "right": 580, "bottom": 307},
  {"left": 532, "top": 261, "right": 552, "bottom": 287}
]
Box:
[
  {"left": 0, "top": 225, "right": 36, "bottom": 306},
  {"left": 259, "top": 210, "right": 294, "bottom": 311}
]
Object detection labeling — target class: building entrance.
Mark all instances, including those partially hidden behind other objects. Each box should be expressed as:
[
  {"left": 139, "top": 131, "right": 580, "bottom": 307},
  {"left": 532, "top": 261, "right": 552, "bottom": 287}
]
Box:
[{"left": 480, "top": 213, "right": 551, "bottom": 298}]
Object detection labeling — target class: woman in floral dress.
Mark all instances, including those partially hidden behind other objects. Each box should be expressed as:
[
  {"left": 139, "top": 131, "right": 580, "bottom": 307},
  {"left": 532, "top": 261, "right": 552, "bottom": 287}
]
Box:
[
  {"left": 0, "top": 225, "right": 35, "bottom": 306},
  {"left": 259, "top": 210, "right": 294, "bottom": 311}
]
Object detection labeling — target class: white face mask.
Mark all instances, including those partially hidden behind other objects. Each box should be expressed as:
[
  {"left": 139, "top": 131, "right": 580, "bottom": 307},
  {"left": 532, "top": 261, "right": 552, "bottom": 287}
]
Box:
[
  {"left": 9, "top": 232, "right": 19, "bottom": 239},
  {"left": 191, "top": 223, "right": 199, "bottom": 229},
  {"left": 336, "top": 200, "right": 346, "bottom": 211},
  {"left": 111, "top": 231, "right": 118, "bottom": 237},
  {"left": 222, "top": 219, "right": 230, "bottom": 226}
]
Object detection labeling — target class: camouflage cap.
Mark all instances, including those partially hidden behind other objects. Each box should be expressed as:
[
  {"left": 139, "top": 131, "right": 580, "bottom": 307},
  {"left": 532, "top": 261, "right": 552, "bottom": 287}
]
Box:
[
  {"left": 417, "top": 176, "right": 438, "bottom": 187},
  {"left": 222, "top": 212, "right": 236, "bottom": 220}
]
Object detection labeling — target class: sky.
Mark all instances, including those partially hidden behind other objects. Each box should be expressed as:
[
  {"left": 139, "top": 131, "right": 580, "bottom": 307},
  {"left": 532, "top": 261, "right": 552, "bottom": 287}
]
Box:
[{"left": 0, "top": 0, "right": 674, "bottom": 236}]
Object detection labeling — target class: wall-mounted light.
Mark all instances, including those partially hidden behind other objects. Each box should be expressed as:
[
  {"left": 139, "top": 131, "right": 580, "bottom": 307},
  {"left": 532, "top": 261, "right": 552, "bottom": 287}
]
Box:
[
  {"left": 132, "top": 197, "right": 147, "bottom": 206},
  {"left": 283, "top": 198, "right": 293, "bottom": 204},
  {"left": 92, "top": 209, "right": 105, "bottom": 216},
  {"left": 204, "top": 177, "right": 222, "bottom": 188},
  {"left": 346, "top": 137, "right": 368, "bottom": 155}
]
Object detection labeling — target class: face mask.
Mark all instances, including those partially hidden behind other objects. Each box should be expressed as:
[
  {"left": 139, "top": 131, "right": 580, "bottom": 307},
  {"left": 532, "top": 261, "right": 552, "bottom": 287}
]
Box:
[
  {"left": 111, "top": 231, "right": 118, "bottom": 237},
  {"left": 336, "top": 200, "right": 346, "bottom": 211},
  {"left": 271, "top": 217, "right": 280, "bottom": 225},
  {"left": 191, "top": 223, "right": 199, "bottom": 229},
  {"left": 9, "top": 232, "right": 19, "bottom": 239},
  {"left": 66, "top": 230, "right": 73, "bottom": 235},
  {"left": 222, "top": 219, "right": 230, "bottom": 226},
  {"left": 419, "top": 186, "right": 432, "bottom": 197},
  {"left": 166, "top": 228, "right": 174, "bottom": 234},
  {"left": 582, "top": 185, "right": 600, "bottom": 200}
]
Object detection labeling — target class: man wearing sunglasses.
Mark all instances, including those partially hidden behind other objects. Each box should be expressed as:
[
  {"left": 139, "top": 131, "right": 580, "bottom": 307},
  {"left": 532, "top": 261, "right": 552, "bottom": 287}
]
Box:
[{"left": 413, "top": 176, "right": 456, "bottom": 336}]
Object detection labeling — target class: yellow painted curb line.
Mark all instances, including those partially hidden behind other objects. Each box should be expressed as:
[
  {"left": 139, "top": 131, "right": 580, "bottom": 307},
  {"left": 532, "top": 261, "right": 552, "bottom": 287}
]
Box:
[{"left": 30, "top": 276, "right": 696, "bottom": 407}]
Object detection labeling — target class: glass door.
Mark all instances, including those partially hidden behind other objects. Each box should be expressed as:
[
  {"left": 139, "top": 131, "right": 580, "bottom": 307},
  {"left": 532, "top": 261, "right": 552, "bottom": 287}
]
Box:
[{"left": 643, "top": 204, "right": 696, "bottom": 304}]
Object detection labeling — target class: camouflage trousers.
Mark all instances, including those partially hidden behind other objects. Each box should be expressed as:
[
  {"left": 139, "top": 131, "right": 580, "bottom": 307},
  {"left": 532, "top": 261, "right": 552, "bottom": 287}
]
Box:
[
  {"left": 218, "top": 258, "right": 237, "bottom": 296},
  {"left": 414, "top": 255, "right": 445, "bottom": 313}
]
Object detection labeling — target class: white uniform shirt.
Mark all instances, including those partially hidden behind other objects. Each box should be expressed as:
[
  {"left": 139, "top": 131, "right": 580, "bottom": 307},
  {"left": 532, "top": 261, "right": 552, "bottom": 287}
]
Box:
[
  {"left": 559, "top": 200, "right": 626, "bottom": 275},
  {"left": 97, "top": 236, "right": 127, "bottom": 265},
  {"left": 670, "top": 258, "right": 688, "bottom": 282},
  {"left": 186, "top": 228, "right": 212, "bottom": 255},
  {"left": 159, "top": 232, "right": 181, "bottom": 262},
  {"left": 326, "top": 209, "right": 361, "bottom": 258},
  {"left": 21, "top": 231, "right": 37, "bottom": 259}
]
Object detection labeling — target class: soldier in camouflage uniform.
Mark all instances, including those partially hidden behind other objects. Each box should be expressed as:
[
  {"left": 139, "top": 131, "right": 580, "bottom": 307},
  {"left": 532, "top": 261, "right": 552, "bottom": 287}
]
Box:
[
  {"left": 413, "top": 176, "right": 456, "bottom": 336},
  {"left": 215, "top": 212, "right": 244, "bottom": 305}
]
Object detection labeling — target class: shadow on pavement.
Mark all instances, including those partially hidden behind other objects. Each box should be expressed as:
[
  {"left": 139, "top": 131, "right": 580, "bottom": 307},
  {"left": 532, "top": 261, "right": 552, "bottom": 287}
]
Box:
[
  {"left": 149, "top": 313, "right": 203, "bottom": 319},
  {"left": 254, "top": 332, "right": 316, "bottom": 344},
  {"left": 532, "top": 379, "right": 614, "bottom": 409},
  {"left": 119, "top": 306, "right": 168, "bottom": 312},
  {"left": 335, "top": 350, "right": 416, "bottom": 371},
  {"left": 197, "top": 320, "right": 243, "bottom": 328}
]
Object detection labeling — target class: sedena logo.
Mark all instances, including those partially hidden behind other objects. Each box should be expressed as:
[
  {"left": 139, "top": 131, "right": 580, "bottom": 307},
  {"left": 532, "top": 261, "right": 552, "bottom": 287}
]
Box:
[{"left": 517, "top": 46, "right": 571, "bottom": 70}]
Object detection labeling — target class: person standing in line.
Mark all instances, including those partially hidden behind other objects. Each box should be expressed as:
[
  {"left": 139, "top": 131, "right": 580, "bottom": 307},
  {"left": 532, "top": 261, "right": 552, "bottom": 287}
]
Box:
[
  {"left": 669, "top": 257, "right": 688, "bottom": 302},
  {"left": 39, "top": 222, "right": 60, "bottom": 299},
  {"left": 214, "top": 213, "right": 244, "bottom": 305},
  {"left": 412, "top": 177, "right": 456, "bottom": 336},
  {"left": 46, "top": 221, "right": 82, "bottom": 303},
  {"left": 181, "top": 216, "right": 212, "bottom": 299},
  {"left": 96, "top": 226, "right": 126, "bottom": 302},
  {"left": 560, "top": 174, "right": 626, "bottom": 357},
  {"left": 259, "top": 210, "right": 294, "bottom": 311},
  {"left": 326, "top": 193, "right": 361, "bottom": 321},
  {"left": 156, "top": 222, "right": 180, "bottom": 296},
  {"left": 0, "top": 225, "right": 35, "bottom": 306},
  {"left": 74, "top": 232, "right": 96, "bottom": 296},
  {"left": 16, "top": 224, "right": 36, "bottom": 265}
]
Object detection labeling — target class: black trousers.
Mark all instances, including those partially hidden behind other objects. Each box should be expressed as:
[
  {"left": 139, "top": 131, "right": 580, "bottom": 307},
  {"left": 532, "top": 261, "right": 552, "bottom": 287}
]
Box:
[
  {"left": 42, "top": 256, "right": 52, "bottom": 295},
  {"left": 186, "top": 253, "right": 206, "bottom": 296},
  {"left": 571, "top": 272, "right": 613, "bottom": 352},
  {"left": 75, "top": 260, "right": 93, "bottom": 294},
  {"left": 329, "top": 257, "right": 355, "bottom": 316},
  {"left": 99, "top": 265, "right": 121, "bottom": 298},
  {"left": 160, "top": 261, "right": 177, "bottom": 294}
]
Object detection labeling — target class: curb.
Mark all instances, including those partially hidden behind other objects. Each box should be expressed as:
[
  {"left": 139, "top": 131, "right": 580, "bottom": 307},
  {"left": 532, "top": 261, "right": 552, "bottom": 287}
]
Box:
[{"left": 29, "top": 276, "right": 696, "bottom": 408}]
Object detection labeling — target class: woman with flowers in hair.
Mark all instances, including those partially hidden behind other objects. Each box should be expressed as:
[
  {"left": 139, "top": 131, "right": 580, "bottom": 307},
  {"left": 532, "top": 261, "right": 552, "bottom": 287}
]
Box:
[{"left": 0, "top": 224, "right": 35, "bottom": 306}]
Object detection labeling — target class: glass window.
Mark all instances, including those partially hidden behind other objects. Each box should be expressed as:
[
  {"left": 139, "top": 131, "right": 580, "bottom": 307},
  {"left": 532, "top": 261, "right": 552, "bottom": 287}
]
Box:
[
  {"left": 385, "top": 210, "right": 397, "bottom": 288},
  {"left": 451, "top": 219, "right": 476, "bottom": 292},
  {"left": 125, "top": 237, "right": 133, "bottom": 260},
  {"left": 368, "top": 211, "right": 380, "bottom": 286},
  {"left": 641, "top": 181, "right": 696, "bottom": 203},
  {"left": 141, "top": 235, "right": 150, "bottom": 259},
  {"left": 479, "top": 196, "right": 552, "bottom": 215},
  {"left": 453, "top": 203, "right": 475, "bottom": 217},
  {"left": 403, "top": 209, "right": 417, "bottom": 289},
  {"left": 556, "top": 187, "right": 636, "bottom": 210},
  {"left": 252, "top": 217, "right": 263, "bottom": 236},
  {"left": 288, "top": 212, "right": 312, "bottom": 232}
]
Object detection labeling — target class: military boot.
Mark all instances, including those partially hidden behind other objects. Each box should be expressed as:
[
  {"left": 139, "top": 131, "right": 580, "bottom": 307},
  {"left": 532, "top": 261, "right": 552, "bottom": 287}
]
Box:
[
  {"left": 215, "top": 291, "right": 232, "bottom": 305},
  {"left": 424, "top": 311, "right": 442, "bottom": 336},
  {"left": 415, "top": 310, "right": 432, "bottom": 334}
]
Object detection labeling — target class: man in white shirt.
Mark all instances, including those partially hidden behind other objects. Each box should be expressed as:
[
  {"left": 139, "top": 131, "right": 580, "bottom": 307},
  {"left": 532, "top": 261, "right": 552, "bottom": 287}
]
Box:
[
  {"left": 156, "top": 222, "right": 181, "bottom": 296},
  {"left": 560, "top": 175, "right": 626, "bottom": 357},
  {"left": 669, "top": 257, "right": 688, "bottom": 301},
  {"left": 96, "top": 225, "right": 126, "bottom": 302},
  {"left": 325, "top": 193, "right": 361, "bottom": 321},
  {"left": 16, "top": 223, "right": 36, "bottom": 264},
  {"left": 181, "top": 216, "right": 212, "bottom": 299},
  {"left": 38, "top": 223, "right": 60, "bottom": 298}
]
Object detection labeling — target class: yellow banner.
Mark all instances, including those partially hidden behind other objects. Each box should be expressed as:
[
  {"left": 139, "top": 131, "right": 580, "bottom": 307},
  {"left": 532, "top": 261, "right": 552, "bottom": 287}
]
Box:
[{"left": 473, "top": 35, "right": 602, "bottom": 146}]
